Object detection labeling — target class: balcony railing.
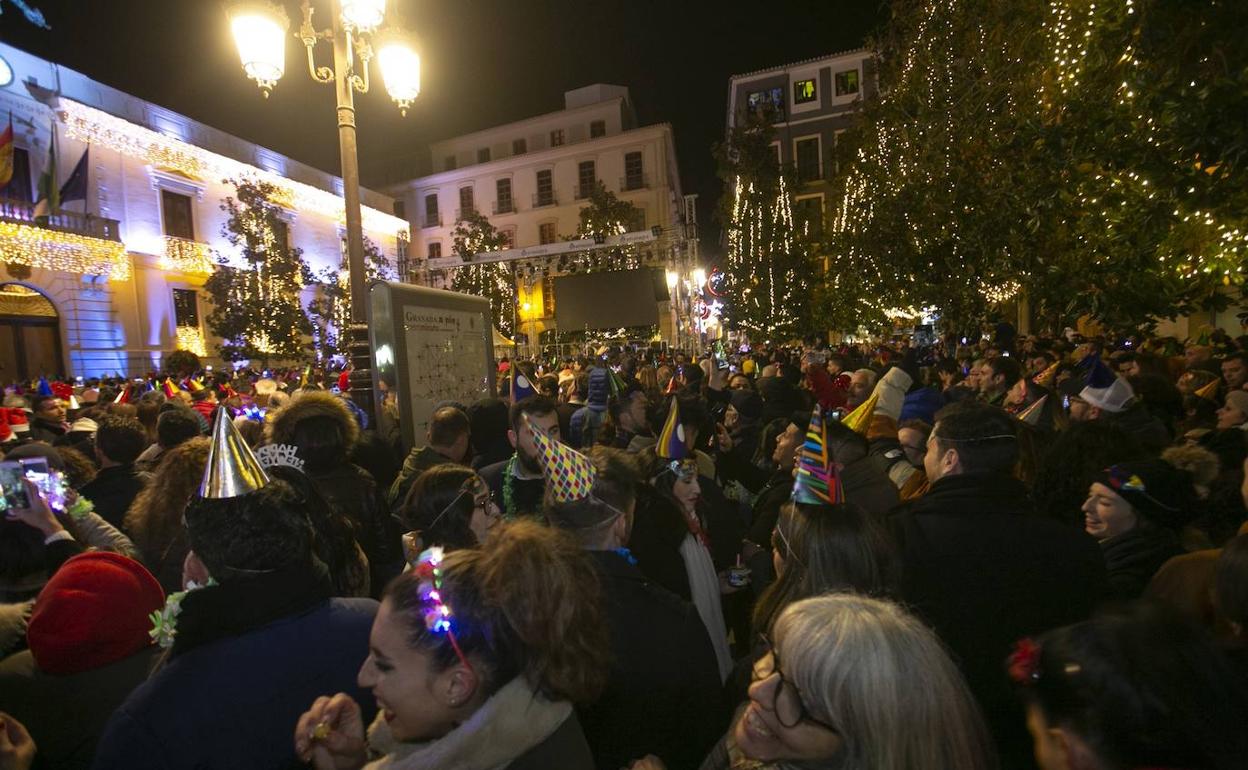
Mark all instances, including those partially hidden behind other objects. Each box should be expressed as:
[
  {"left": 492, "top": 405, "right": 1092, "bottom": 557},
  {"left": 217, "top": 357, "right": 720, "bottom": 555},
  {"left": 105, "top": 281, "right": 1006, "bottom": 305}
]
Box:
[
  {"left": 493, "top": 200, "right": 515, "bottom": 215},
  {"left": 620, "top": 173, "right": 650, "bottom": 192},
  {"left": 455, "top": 206, "right": 476, "bottom": 222},
  {"left": 0, "top": 197, "right": 122, "bottom": 241},
  {"left": 532, "top": 193, "right": 558, "bottom": 208},
  {"left": 421, "top": 213, "right": 442, "bottom": 228}
]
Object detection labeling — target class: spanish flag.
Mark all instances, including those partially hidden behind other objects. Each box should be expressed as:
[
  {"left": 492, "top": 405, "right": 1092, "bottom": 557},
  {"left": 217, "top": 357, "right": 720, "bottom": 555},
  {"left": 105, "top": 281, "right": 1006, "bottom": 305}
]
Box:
[{"left": 0, "top": 113, "right": 13, "bottom": 189}]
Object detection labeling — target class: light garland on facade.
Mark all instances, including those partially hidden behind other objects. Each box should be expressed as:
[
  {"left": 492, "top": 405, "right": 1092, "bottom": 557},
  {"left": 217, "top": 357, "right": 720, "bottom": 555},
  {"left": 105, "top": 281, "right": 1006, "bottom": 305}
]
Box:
[
  {"left": 0, "top": 221, "right": 130, "bottom": 280},
  {"left": 58, "top": 99, "right": 410, "bottom": 239},
  {"left": 175, "top": 325, "right": 208, "bottom": 357},
  {"left": 160, "top": 236, "right": 216, "bottom": 275}
]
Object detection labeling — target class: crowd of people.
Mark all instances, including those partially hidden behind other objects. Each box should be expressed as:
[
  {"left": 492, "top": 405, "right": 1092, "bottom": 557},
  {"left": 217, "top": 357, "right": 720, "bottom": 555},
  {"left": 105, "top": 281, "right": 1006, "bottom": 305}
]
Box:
[{"left": 1, "top": 325, "right": 1248, "bottom": 770}]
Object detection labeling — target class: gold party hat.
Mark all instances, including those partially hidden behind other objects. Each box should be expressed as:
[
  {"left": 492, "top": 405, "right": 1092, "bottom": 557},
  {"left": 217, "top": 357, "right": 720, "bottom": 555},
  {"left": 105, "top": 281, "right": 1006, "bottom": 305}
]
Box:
[
  {"left": 1032, "top": 362, "right": 1058, "bottom": 390},
  {"left": 198, "top": 408, "right": 270, "bottom": 498},
  {"left": 841, "top": 391, "right": 879, "bottom": 435},
  {"left": 1194, "top": 379, "right": 1220, "bottom": 400},
  {"left": 1016, "top": 395, "right": 1048, "bottom": 426}
]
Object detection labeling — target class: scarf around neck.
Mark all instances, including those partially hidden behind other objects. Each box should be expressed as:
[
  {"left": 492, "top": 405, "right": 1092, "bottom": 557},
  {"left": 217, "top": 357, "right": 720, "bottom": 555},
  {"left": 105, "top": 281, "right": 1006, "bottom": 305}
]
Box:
[{"left": 364, "top": 677, "right": 572, "bottom": 770}]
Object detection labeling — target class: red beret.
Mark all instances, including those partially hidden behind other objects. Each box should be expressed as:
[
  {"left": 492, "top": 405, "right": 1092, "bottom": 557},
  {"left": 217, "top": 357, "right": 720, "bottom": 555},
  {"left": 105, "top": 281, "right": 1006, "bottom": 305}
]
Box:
[{"left": 27, "top": 552, "right": 165, "bottom": 675}]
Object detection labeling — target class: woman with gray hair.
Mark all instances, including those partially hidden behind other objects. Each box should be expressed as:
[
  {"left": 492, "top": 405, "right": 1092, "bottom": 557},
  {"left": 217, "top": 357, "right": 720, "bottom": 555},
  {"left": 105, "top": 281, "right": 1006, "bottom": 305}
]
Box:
[{"left": 630, "top": 593, "right": 995, "bottom": 770}]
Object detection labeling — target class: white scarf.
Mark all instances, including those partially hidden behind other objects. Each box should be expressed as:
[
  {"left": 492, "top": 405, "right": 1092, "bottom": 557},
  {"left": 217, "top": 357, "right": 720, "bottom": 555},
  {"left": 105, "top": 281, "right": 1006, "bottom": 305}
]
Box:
[
  {"left": 679, "top": 533, "right": 733, "bottom": 681},
  {"left": 364, "top": 677, "right": 572, "bottom": 770}
]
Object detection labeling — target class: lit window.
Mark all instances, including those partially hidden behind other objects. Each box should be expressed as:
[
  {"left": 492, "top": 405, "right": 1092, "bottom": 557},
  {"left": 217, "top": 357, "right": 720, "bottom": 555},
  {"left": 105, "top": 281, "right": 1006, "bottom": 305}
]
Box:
[
  {"left": 794, "top": 79, "right": 817, "bottom": 104},
  {"left": 550, "top": 129, "right": 565, "bottom": 147},
  {"left": 835, "top": 69, "right": 859, "bottom": 97}
]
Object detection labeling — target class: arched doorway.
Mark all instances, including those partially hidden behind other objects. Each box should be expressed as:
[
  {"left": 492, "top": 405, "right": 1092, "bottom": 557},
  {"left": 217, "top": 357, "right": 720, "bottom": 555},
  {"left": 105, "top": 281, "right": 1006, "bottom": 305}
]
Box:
[{"left": 0, "top": 283, "right": 64, "bottom": 380}]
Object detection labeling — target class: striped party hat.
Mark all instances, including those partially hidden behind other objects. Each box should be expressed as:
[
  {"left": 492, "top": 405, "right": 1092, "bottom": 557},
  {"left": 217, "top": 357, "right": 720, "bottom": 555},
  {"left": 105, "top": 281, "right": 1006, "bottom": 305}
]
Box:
[{"left": 792, "top": 407, "right": 843, "bottom": 505}]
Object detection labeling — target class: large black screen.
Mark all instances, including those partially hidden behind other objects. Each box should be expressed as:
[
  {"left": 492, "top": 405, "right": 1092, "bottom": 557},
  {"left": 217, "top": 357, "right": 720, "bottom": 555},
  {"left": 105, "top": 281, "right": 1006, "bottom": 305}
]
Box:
[{"left": 553, "top": 269, "right": 665, "bottom": 330}]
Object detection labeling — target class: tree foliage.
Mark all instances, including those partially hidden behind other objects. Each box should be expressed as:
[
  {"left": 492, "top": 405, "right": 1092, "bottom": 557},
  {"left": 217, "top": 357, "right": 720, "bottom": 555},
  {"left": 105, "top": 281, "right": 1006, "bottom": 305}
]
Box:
[
  {"left": 204, "top": 178, "right": 313, "bottom": 364},
  {"left": 714, "top": 112, "right": 810, "bottom": 341},
  {"left": 829, "top": 0, "right": 1248, "bottom": 333},
  {"left": 449, "top": 209, "right": 517, "bottom": 336},
  {"left": 306, "top": 236, "right": 392, "bottom": 361}
]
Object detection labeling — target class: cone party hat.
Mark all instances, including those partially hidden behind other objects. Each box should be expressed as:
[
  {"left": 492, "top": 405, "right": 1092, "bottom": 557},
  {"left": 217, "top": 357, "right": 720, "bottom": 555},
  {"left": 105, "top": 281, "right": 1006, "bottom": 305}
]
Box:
[
  {"left": 840, "top": 391, "right": 878, "bottom": 435},
  {"left": 792, "top": 407, "right": 843, "bottom": 505},
  {"left": 656, "top": 397, "right": 688, "bottom": 460},
  {"left": 1194, "top": 379, "right": 1220, "bottom": 400},
  {"left": 1015, "top": 395, "right": 1048, "bottom": 426},
  {"left": 198, "top": 407, "right": 270, "bottom": 499},
  {"left": 525, "top": 413, "right": 595, "bottom": 503},
  {"left": 1032, "top": 362, "right": 1058, "bottom": 390}
]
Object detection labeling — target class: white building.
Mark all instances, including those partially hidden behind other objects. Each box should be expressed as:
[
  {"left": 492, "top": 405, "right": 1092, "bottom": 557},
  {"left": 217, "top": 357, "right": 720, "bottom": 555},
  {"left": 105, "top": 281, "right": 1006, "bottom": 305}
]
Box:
[
  {"left": 386, "top": 84, "right": 688, "bottom": 341},
  {"left": 0, "top": 42, "right": 410, "bottom": 379}
]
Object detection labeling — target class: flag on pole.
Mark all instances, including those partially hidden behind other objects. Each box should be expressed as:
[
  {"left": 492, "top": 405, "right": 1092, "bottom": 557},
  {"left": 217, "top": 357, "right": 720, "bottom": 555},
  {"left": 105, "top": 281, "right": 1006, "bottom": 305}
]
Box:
[
  {"left": 33, "top": 120, "right": 57, "bottom": 218},
  {"left": 0, "top": 113, "right": 14, "bottom": 190},
  {"left": 58, "top": 147, "right": 89, "bottom": 203}
]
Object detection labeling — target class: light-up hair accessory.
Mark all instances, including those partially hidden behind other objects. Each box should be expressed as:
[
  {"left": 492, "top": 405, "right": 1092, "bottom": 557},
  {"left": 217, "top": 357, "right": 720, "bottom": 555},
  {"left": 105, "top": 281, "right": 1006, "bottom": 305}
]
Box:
[{"left": 412, "top": 546, "right": 473, "bottom": 672}]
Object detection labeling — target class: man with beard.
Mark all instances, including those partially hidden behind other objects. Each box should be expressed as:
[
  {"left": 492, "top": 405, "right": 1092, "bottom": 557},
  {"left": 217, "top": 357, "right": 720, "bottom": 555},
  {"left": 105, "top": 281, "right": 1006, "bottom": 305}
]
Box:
[{"left": 478, "top": 396, "right": 559, "bottom": 519}]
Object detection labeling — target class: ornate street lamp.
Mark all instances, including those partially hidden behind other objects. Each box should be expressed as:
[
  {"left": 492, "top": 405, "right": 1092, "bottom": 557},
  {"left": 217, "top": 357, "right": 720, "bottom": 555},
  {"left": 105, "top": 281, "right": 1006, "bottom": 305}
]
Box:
[{"left": 226, "top": 0, "right": 420, "bottom": 426}]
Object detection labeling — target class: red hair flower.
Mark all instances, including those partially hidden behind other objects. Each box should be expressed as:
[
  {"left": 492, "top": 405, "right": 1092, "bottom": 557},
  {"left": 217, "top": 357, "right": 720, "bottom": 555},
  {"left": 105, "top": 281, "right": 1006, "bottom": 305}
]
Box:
[{"left": 1008, "top": 637, "right": 1042, "bottom": 685}]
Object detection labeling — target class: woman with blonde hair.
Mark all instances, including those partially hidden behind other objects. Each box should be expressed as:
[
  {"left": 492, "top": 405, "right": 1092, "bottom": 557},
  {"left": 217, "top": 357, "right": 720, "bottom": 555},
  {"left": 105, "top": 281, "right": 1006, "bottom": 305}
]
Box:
[{"left": 632, "top": 593, "right": 995, "bottom": 770}]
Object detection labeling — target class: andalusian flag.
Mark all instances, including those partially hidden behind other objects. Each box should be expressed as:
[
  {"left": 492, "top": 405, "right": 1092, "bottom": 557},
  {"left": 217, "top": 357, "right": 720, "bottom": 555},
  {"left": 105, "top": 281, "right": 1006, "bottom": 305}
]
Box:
[
  {"left": 33, "top": 120, "right": 57, "bottom": 218},
  {"left": 0, "top": 113, "right": 13, "bottom": 190}
]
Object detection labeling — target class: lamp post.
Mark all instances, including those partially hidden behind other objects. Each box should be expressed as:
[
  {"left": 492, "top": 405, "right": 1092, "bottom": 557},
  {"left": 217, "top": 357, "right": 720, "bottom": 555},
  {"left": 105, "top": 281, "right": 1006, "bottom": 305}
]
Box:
[{"left": 226, "top": 0, "right": 418, "bottom": 426}]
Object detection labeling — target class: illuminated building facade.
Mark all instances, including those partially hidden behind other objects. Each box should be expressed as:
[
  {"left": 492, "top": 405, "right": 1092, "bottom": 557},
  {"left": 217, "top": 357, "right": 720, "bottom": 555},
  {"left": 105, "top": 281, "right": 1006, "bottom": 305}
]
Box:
[{"left": 0, "top": 42, "right": 409, "bottom": 379}]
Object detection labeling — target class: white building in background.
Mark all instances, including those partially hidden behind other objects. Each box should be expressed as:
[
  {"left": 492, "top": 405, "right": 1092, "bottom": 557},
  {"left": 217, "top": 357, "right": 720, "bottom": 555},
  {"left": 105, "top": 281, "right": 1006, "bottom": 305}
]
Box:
[
  {"left": 386, "top": 84, "right": 689, "bottom": 341},
  {"left": 0, "top": 42, "right": 409, "bottom": 380}
]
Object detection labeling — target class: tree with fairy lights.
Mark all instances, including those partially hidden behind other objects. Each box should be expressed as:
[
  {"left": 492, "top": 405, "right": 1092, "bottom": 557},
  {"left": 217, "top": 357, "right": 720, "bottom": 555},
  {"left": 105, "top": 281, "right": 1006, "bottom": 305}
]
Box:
[
  {"left": 307, "top": 235, "right": 393, "bottom": 361},
  {"left": 449, "top": 209, "right": 516, "bottom": 336},
  {"left": 832, "top": 0, "right": 1248, "bottom": 332},
  {"left": 714, "top": 111, "right": 807, "bottom": 340},
  {"left": 204, "top": 178, "right": 314, "bottom": 364},
  {"left": 573, "top": 181, "right": 646, "bottom": 271}
]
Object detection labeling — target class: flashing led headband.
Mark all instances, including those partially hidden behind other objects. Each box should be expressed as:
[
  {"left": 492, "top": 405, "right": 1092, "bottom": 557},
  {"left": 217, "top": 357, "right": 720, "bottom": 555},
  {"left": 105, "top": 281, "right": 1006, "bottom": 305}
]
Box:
[
  {"left": 240, "top": 404, "right": 266, "bottom": 422},
  {"left": 412, "top": 546, "right": 473, "bottom": 673}
]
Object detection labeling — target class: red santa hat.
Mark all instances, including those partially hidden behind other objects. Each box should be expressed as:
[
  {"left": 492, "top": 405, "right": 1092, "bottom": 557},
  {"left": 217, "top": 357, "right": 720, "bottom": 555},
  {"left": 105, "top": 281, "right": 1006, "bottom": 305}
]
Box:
[{"left": 7, "top": 408, "right": 29, "bottom": 437}]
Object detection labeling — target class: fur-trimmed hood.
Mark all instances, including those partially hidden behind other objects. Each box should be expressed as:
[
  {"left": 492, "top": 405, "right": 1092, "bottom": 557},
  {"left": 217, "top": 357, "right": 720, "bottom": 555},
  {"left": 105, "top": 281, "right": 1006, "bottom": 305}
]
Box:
[{"left": 267, "top": 391, "right": 360, "bottom": 449}]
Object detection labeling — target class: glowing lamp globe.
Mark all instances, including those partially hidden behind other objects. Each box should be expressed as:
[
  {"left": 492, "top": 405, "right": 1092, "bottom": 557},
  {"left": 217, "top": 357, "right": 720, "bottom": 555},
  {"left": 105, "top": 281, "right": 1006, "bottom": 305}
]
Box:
[
  {"left": 376, "top": 33, "right": 420, "bottom": 115},
  {"left": 339, "top": 0, "right": 386, "bottom": 32},
  {"left": 228, "top": 1, "right": 290, "bottom": 97},
  {"left": 665, "top": 270, "right": 678, "bottom": 289}
]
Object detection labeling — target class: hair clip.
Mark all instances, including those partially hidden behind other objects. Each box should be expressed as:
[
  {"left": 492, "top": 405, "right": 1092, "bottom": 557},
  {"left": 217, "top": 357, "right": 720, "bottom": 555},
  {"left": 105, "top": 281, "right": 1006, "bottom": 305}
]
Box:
[
  {"left": 254, "top": 443, "right": 305, "bottom": 472},
  {"left": 1007, "top": 637, "right": 1042, "bottom": 685}
]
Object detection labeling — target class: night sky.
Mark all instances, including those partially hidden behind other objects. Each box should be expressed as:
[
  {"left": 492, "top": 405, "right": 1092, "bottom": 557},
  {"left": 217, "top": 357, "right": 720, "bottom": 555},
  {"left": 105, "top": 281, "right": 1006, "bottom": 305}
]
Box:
[{"left": 0, "top": 0, "right": 884, "bottom": 247}]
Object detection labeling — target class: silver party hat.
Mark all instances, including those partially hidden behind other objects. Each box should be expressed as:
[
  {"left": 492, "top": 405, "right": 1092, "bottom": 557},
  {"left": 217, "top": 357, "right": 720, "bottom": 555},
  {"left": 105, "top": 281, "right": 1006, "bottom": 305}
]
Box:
[{"left": 197, "top": 408, "right": 270, "bottom": 498}]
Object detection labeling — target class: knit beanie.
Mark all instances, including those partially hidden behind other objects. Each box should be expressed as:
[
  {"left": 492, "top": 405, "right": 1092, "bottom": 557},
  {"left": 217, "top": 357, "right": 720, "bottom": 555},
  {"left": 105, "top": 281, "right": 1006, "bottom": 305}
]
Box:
[
  {"left": 1097, "top": 459, "right": 1195, "bottom": 531},
  {"left": 27, "top": 552, "right": 165, "bottom": 675}
]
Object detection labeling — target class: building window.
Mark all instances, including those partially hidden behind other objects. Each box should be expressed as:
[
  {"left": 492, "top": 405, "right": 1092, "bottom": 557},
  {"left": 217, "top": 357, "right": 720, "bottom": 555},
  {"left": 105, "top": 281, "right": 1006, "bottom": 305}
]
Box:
[
  {"left": 458, "top": 186, "right": 474, "bottom": 218},
  {"left": 623, "top": 152, "right": 644, "bottom": 191},
  {"left": 795, "top": 196, "right": 824, "bottom": 235},
  {"left": 393, "top": 199, "right": 406, "bottom": 220},
  {"left": 590, "top": 120, "right": 606, "bottom": 138},
  {"left": 550, "top": 129, "right": 565, "bottom": 147},
  {"left": 428, "top": 242, "right": 442, "bottom": 259},
  {"left": 424, "top": 193, "right": 439, "bottom": 227},
  {"left": 273, "top": 220, "right": 290, "bottom": 253},
  {"left": 495, "top": 178, "right": 513, "bottom": 214},
  {"left": 794, "top": 78, "right": 817, "bottom": 104},
  {"left": 5, "top": 148, "right": 33, "bottom": 203},
  {"left": 538, "top": 222, "right": 557, "bottom": 245},
  {"left": 627, "top": 209, "right": 646, "bottom": 232},
  {"left": 501, "top": 228, "right": 515, "bottom": 249},
  {"left": 746, "top": 87, "right": 785, "bottom": 119},
  {"left": 835, "top": 69, "right": 860, "bottom": 97},
  {"left": 543, "top": 274, "right": 555, "bottom": 316},
  {"left": 444, "top": 155, "right": 457, "bottom": 171},
  {"left": 770, "top": 141, "right": 782, "bottom": 166},
  {"left": 513, "top": 138, "right": 527, "bottom": 155},
  {"left": 795, "top": 137, "right": 822, "bottom": 181},
  {"left": 477, "top": 147, "right": 491, "bottom": 164},
  {"left": 535, "top": 169, "right": 554, "bottom": 207},
  {"left": 161, "top": 190, "right": 195, "bottom": 239},
  {"left": 172, "top": 288, "right": 199, "bottom": 328},
  {"left": 576, "top": 160, "right": 596, "bottom": 199}
]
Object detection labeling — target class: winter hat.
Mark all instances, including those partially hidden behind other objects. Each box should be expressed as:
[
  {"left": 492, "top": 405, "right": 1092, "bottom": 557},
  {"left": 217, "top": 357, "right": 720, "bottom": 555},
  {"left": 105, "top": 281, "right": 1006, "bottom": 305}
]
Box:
[
  {"left": 1224, "top": 390, "right": 1248, "bottom": 417},
  {"left": 69, "top": 417, "right": 99, "bottom": 435},
  {"left": 8, "top": 408, "right": 29, "bottom": 436},
  {"left": 1097, "top": 460, "right": 1195, "bottom": 531},
  {"left": 586, "top": 367, "right": 610, "bottom": 411},
  {"left": 729, "top": 389, "right": 763, "bottom": 421},
  {"left": 27, "top": 552, "right": 165, "bottom": 675}
]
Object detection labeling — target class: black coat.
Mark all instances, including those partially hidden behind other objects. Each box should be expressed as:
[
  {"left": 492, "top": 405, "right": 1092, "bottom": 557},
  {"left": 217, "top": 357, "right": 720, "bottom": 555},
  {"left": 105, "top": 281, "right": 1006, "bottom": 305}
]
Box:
[
  {"left": 0, "top": 646, "right": 160, "bottom": 770},
  {"left": 888, "top": 472, "right": 1107, "bottom": 769},
  {"left": 578, "top": 552, "right": 724, "bottom": 770},
  {"left": 504, "top": 712, "right": 595, "bottom": 770},
  {"left": 79, "top": 465, "right": 147, "bottom": 530},
  {"left": 628, "top": 486, "right": 695, "bottom": 601},
  {"left": 1101, "top": 525, "right": 1183, "bottom": 600}
]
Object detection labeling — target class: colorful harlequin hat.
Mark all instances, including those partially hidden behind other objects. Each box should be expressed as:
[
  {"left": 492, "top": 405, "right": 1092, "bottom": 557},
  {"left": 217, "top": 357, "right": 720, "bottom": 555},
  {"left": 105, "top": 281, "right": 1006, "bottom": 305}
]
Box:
[
  {"left": 792, "top": 407, "right": 844, "bottom": 505},
  {"left": 656, "top": 397, "right": 687, "bottom": 460},
  {"left": 524, "top": 413, "right": 596, "bottom": 503},
  {"left": 197, "top": 407, "right": 270, "bottom": 499}
]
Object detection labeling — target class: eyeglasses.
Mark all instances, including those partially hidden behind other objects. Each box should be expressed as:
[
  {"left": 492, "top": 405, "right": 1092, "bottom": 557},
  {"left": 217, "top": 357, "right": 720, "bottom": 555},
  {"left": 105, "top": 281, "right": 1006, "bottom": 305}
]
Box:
[
  {"left": 428, "top": 477, "right": 492, "bottom": 532},
  {"left": 753, "top": 633, "right": 839, "bottom": 734}
]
